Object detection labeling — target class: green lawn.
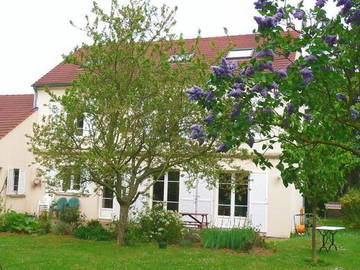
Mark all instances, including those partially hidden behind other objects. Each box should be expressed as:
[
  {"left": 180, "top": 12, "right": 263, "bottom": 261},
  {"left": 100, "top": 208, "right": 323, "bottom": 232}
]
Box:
[{"left": 0, "top": 225, "right": 359, "bottom": 270}]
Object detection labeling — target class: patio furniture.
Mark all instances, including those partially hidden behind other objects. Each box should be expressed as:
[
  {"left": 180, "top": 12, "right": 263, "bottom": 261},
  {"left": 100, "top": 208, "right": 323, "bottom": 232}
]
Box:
[
  {"left": 293, "top": 211, "right": 313, "bottom": 235},
  {"left": 324, "top": 202, "right": 341, "bottom": 218},
  {"left": 316, "top": 226, "right": 345, "bottom": 252},
  {"left": 180, "top": 212, "right": 208, "bottom": 229}
]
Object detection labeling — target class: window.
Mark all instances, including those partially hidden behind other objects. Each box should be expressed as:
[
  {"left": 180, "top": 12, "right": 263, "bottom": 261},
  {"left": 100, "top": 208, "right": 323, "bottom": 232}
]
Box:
[
  {"left": 168, "top": 53, "right": 194, "bottom": 63},
  {"left": 226, "top": 48, "right": 254, "bottom": 60},
  {"left": 13, "top": 169, "right": 19, "bottom": 192},
  {"left": 61, "top": 170, "right": 81, "bottom": 192},
  {"left": 218, "top": 172, "right": 248, "bottom": 218},
  {"left": 6, "top": 168, "right": 25, "bottom": 195},
  {"left": 102, "top": 186, "right": 114, "bottom": 209},
  {"left": 152, "top": 171, "right": 180, "bottom": 211},
  {"left": 75, "top": 117, "right": 84, "bottom": 136}
]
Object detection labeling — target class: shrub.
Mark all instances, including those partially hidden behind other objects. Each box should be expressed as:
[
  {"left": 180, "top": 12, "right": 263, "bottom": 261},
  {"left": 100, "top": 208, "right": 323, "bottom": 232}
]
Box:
[
  {"left": 340, "top": 189, "right": 360, "bottom": 229},
  {"left": 0, "top": 211, "right": 38, "bottom": 234},
  {"left": 74, "top": 220, "right": 113, "bottom": 241},
  {"left": 38, "top": 211, "right": 52, "bottom": 234},
  {"left": 180, "top": 229, "right": 201, "bottom": 247},
  {"left": 201, "top": 227, "right": 263, "bottom": 252},
  {"left": 138, "top": 205, "right": 184, "bottom": 244},
  {"left": 52, "top": 221, "right": 73, "bottom": 235}
]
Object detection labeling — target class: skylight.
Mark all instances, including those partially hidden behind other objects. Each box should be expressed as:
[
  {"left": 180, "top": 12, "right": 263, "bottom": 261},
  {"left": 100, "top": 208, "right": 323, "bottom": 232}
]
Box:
[
  {"left": 226, "top": 48, "right": 254, "bottom": 60},
  {"left": 168, "top": 52, "right": 194, "bottom": 63}
]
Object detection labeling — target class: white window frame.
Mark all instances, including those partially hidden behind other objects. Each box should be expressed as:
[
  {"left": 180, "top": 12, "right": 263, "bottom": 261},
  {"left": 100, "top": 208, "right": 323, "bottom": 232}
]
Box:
[
  {"left": 217, "top": 172, "right": 249, "bottom": 219},
  {"left": 152, "top": 171, "right": 180, "bottom": 211},
  {"left": 6, "top": 168, "right": 26, "bottom": 195},
  {"left": 226, "top": 48, "right": 254, "bottom": 60},
  {"left": 101, "top": 186, "right": 114, "bottom": 209}
]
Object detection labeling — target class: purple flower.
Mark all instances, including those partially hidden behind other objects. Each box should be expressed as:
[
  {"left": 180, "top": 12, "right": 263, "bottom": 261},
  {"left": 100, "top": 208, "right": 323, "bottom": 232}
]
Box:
[
  {"left": 247, "top": 136, "right": 255, "bottom": 148},
  {"left": 204, "top": 114, "right": 216, "bottom": 125},
  {"left": 215, "top": 144, "right": 227, "bottom": 153},
  {"left": 337, "top": 0, "right": 348, "bottom": 6},
  {"left": 243, "top": 65, "right": 255, "bottom": 76},
  {"left": 274, "top": 90, "right": 281, "bottom": 99},
  {"left": 229, "top": 89, "right": 243, "bottom": 98},
  {"left": 286, "top": 103, "right": 295, "bottom": 115},
  {"left": 346, "top": 10, "right": 360, "bottom": 25},
  {"left": 212, "top": 58, "right": 237, "bottom": 78},
  {"left": 261, "top": 89, "right": 269, "bottom": 97},
  {"left": 274, "top": 8, "right": 285, "bottom": 21},
  {"left": 300, "top": 67, "right": 313, "bottom": 85},
  {"left": 263, "top": 106, "right": 272, "bottom": 113},
  {"left": 340, "top": 0, "right": 353, "bottom": 14},
  {"left": 316, "top": 0, "right": 327, "bottom": 8},
  {"left": 350, "top": 108, "right": 359, "bottom": 120},
  {"left": 323, "top": 35, "right": 337, "bottom": 47},
  {"left": 251, "top": 84, "right": 262, "bottom": 92},
  {"left": 190, "top": 124, "right": 206, "bottom": 145},
  {"left": 254, "top": 0, "right": 269, "bottom": 10},
  {"left": 269, "top": 82, "right": 279, "bottom": 89},
  {"left": 278, "top": 69, "right": 287, "bottom": 78},
  {"left": 231, "top": 103, "right": 242, "bottom": 118},
  {"left": 254, "top": 16, "right": 277, "bottom": 29},
  {"left": 304, "top": 55, "right": 317, "bottom": 61},
  {"left": 186, "top": 86, "right": 205, "bottom": 101},
  {"left": 204, "top": 91, "right": 214, "bottom": 102},
  {"left": 246, "top": 111, "right": 254, "bottom": 122},
  {"left": 294, "top": 9, "right": 305, "bottom": 20},
  {"left": 233, "top": 82, "right": 245, "bottom": 90},
  {"left": 303, "top": 113, "right": 313, "bottom": 120},
  {"left": 257, "top": 61, "right": 274, "bottom": 72},
  {"left": 336, "top": 93, "right": 347, "bottom": 102},
  {"left": 257, "top": 49, "right": 275, "bottom": 59}
]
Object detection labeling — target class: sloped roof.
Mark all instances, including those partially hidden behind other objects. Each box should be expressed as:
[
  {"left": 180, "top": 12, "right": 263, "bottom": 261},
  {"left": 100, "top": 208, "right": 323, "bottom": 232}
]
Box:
[
  {"left": 32, "top": 33, "right": 297, "bottom": 88},
  {"left": 0, "top": 94, "right": 36, "bottom": 139}
]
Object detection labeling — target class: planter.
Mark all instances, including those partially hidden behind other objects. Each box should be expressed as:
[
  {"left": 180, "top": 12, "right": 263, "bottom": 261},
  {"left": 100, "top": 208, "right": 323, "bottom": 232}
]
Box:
[{"left": 158, "top": 241, "right": 167, "bottom": 249}]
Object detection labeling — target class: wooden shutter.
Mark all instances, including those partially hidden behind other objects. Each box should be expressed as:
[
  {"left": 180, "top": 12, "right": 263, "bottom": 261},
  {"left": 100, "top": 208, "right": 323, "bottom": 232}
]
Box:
[
  {"left": 83, "top": 114, "right": 90, "bottom": 137},
  {"left": 17, "top": 169, "right": 26, "bottom": 195},
  {"left": 178, "top": 172, "right": 196, "bottom": 213},
  {"left": 248, "top": 171, "right": 268, "bottom": 233},
  {"left": 6, "top": 169, "right": 14, "bottom": 195}
]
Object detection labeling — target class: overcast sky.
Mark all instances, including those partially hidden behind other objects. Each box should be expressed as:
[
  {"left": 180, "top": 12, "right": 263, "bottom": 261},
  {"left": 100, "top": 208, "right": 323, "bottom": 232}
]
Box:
[{"left": 0, "top": 0, "right": 338, "bottom": 95}]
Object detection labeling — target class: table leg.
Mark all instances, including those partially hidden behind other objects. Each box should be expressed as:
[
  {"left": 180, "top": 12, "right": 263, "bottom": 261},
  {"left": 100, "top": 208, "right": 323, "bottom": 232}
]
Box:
[
  {"left": 319, "top": 230, "right": 330, "bottom": 252},
  {"left": 328, "top": 231, "right": 338, "bottom": 251}
]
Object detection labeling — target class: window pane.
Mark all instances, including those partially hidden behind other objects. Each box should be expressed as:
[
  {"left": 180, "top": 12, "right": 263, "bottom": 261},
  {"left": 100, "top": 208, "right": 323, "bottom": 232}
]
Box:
[
  {"left": 102, "top": 198, "right": 113, "bottom": 209},
  {"left": 103, "top": 186, "right": 113, "bottom": 198},
  {"left": 168, "top": 171, "right": 179, "bottom": 182},
  {"left": 13, "top": 169, "right": 19, "bottom": 192},
  {"left": 218, "top": 205, "right": 231, "bottom": 216},
  {"left": 153, "top": 181, "right": 164, "bottom": 201},
  {"left": 167, "top": 182, "right": 179, "bottom": 202},
  {"left": 235, "top": 206, "right": 247, "bottom": 217},
  {"left": 218, "top": 184, "right": 231, "bottom": 205},
  {"left": 235, "top": 185, "right": 248, "bottom": 205},
  {"left": 167, "top": 202, "right": 178, "bottom": 212}
]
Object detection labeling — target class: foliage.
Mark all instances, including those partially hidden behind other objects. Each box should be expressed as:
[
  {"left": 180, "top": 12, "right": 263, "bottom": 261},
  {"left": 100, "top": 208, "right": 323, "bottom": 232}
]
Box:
[
  {"left": 340, "top": 189, "right": 360, "bottom": 229},
  {"left": 138, "top": 205, "right": 184, "bottom": 244},
  {"left": 74, "top": 220, "right": 113, "bottom": 241},
  {"left": 53, "top": 197, "right": 83, "bottom": 226},
  {"left": 37, "top": 211, "right": 52, "bottom": 234},
  {"left": 180, "top": 229, "right": 201, "bottom": 247},
  {"left": 201, "top": 227, "right": 263, "bottom": 252},
  {"left": 29, "top": 0, "right": 224, "bottom": 245},
  {"left": 51, "top": 221, "right": 73, "bottom": 235},
  {"left": 0, "top": 211, "right": 39, "bottom": 234}
]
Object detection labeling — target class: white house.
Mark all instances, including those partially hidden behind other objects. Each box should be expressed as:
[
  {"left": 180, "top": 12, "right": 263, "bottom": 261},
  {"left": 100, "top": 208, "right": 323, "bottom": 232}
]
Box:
[{"left": 0, "top": 33, "right": 303, "bottom": 238}]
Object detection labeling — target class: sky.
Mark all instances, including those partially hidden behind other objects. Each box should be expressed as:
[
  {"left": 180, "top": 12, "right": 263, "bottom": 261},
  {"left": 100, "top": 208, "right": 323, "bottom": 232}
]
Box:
[{"left": 0, "top": 0, "right": 338, "bottom": 95}]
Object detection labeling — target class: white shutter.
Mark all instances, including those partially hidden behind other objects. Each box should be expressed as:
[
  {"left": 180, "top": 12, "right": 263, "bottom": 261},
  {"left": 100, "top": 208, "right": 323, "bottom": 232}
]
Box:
[
  {"left": 248, "top": 171, "right": 268, "bottom": 233},
  {"left": 83, "top": 114, "right": 90, "bottom": 136},
  {"left": 179, "top": 172, "right": 196, "bottom": 213},
  {"left": 17, "top": 169, "right": 26, "bottom": 195},
  {"left": 6, "top": 169, "right": 14, "bottom": 195}
]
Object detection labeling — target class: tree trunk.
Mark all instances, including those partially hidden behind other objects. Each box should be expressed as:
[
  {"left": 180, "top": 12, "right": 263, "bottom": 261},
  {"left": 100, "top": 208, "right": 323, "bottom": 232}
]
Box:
[
  {"left": 117, "top": 203, "right": 130, "bottom": 245},
  {"left": 311, "top": 205, "right": 318, "bottom": 264}
]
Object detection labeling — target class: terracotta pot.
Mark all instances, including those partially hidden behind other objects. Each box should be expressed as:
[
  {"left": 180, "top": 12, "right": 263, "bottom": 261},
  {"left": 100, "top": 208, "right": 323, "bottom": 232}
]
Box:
[{"left": 296, "top": 224, "right": 306, "bottom": 234}]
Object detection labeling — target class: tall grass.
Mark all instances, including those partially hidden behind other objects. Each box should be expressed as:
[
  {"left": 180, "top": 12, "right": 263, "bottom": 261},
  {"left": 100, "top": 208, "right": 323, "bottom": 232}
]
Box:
[{"left": 201, "top": 228, "right": 261, "bottom": 251}]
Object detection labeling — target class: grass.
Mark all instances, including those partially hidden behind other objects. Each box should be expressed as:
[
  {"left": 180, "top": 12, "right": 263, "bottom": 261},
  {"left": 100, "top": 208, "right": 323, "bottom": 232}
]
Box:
[{"left": 0, "top": 220, "right": 359, "bottom": 270}]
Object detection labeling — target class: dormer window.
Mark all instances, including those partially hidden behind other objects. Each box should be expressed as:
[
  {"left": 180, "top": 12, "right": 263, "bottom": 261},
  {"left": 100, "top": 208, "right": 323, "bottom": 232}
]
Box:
[
  {"left": 168, "top": 52, "right": 194, "bottom": 63},
  {"left": 226, "top": 49, "right": 254, "bottom": 60}
]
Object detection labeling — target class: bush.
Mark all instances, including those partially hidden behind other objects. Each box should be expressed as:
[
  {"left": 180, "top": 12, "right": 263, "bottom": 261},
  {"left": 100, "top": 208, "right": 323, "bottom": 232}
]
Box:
[
  {"left": 38, "top": 211, "right": 52, "bottom": 234},
  {"left": 201, "top": 227, "right": 263, "bottom": 252},
  {"left": 52, "top": 221, "right": 73, "bottom": 235},
  {"left": 138, "top": 205, "right": 184, "bottom": 244},
  {"left": 180, "top": 229, "right": 201, "bottom": 247},
  {"left": 0, "top": 211, "right": 38, "bottom": 234},
  {"left": 74, "top": 220, "right": 113, "bottom": 241},
  {"left": 340, "top": 189, "right": 360, "bottom": 229}
]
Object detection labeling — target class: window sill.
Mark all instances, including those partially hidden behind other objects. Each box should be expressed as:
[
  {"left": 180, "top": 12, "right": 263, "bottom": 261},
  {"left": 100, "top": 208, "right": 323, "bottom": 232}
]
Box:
[
  {"left": 7, "top": 194, "right": 26, "bottom": 198},
  {"left": 54, "top": 191, "right": 91, "bottom": 197}
]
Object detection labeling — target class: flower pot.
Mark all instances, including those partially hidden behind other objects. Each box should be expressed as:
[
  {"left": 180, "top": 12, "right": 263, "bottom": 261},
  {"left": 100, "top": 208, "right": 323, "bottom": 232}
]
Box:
[{"left": 158, "top": 241, "right": 167, "bottom": 249}]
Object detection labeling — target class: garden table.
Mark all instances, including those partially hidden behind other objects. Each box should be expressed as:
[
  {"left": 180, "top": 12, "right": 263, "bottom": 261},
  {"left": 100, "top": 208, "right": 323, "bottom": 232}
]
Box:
[
  {"left": 316, "top": 226, "right": 345, "bottom": 252},
  {"left": 180, "top": 212, "right": 208, "bottom": 229}
]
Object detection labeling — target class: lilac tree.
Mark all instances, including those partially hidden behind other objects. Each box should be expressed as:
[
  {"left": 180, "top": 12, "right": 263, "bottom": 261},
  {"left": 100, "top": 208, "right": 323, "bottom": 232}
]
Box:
[{"left": 187, "top": 0, "right": 360, "bottom": 263}]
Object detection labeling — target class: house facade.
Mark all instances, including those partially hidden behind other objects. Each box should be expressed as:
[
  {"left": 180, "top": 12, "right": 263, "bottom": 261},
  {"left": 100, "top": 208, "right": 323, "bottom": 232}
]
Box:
[{"left": 0, "top": 34, "right": 303, "bottom": 238}]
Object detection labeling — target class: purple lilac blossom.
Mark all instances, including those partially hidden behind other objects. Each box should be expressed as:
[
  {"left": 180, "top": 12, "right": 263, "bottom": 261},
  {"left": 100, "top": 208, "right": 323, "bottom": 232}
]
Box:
[
  {"left": 323, "top": 35, "right": 337, "bottom": 47},
  {"left": 243, "top": 65, "right": 255, "bottom": 76},
  {"left": 190, "top": 124, "right": 206, "bottom": 145},
  {"left": 263, "top": 106, "right": 272, "bottom": 113},
  {"left": 346, "top": 10, "right": 360, "bottom": 25},
  {"left": 303, "top": 113, "right": 313, "bottom": 120},
  {"left": 287, "top": 103, "right": 295, "bottom": 115},
  {"left": 212, "top": 58, "right": 237, "bottom": 78},
  {"left": 204, "top": 91, "right": 214, "bottom": 102},
  {"left": 337, "top": 0, "right": 348, "bottom": 6},
  {"left": 274, "top": 90, "right": 281, "bottom": 99},
  {"left": 257, "top": 49, "right": 275, "bottom": 58},
  {"left": 300, "top": 67, "right": 313, "bottom": 85},
  {"left": 215, "top": 144, "right": 227, "bottom": 153},
  {"left": 204, "top": 114, "right": 216, "bottom": 125},
  {"left": 340, "top": 1, "right": 353, "bottom": 14},
  {"left": 350, "top": 108, "right": 359, "bottom": 120},
  {"left": 254, "top": 0, "right": 269, "bottom": 9},
  {"left": 304, "top": 55, "right": 317, "bottom": 61},
  {"left": 186, "top": 86, "right": 204, "bottom": 101},
  {"left": 257, "top": 62, "right": 274, "bottom": 72},
  {"left": 246, "top": 111, "right": 254, "bottom": 122},
  {"left": 278, "top": 69, "right": 287, "bottom": 78},
  {"left": 247, "top": 136, "right": 255, "bottom": 148},
  {"left": 229, "top": 89, "right": 243, "bottom": 98},
  {"left": 251, "top": 84, "right": 262, "bottom": 92},
  {"left": 294, "top": 9, "right": 305, "bottom": 20},
  {"left": 261, "top": 89, "right": 269, "bottom": 97},
  {"left": 231, "top": 104, "right": 242, "bottom": 118},
  {"left": 233, "top": 82, "right": 245, "bottom": 90},
  {"left": 269, "top": 82, "right": 279, "bottom": 89},
  {"left": 336, "top": 93, "right": 347, "bottom": 102},
  {"left": 316, "top": 0, "right": 327, "bottom": 8},
  {"left": 254, "top": 16, "right": 277, "bottom": 29},
  {"left": 274, "top": 8, "right": 285, "bottom": 21}
]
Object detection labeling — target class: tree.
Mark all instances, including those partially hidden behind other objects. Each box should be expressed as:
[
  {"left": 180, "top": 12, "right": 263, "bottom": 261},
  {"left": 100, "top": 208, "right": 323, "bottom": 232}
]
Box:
[
  {"left": 186, "top": 0, "right": 359, "bottom": 263},
  {"left": 30, "top": 0, "right": 223, "bottom": 245}
]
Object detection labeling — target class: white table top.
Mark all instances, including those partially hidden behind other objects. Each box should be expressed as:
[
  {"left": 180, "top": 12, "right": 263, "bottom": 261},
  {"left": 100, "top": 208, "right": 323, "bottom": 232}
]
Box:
[{"left": 316, "top": 226, "right": 345, "bottom": 231}]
